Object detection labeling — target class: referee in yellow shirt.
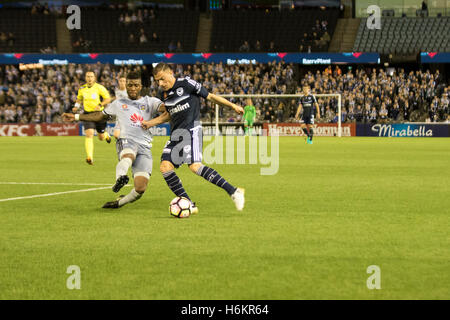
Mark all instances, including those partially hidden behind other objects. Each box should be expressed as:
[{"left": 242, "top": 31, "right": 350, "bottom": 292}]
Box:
[{"left": 73, "top": 71, "right": 112, "bottom": 165}]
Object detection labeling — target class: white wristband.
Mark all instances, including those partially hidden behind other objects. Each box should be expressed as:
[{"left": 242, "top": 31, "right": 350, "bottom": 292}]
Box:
[
  {"left": 74, "top": 114, "right": 80, "bottom": 121},
  {"left": 75, "top": 102, "right": 80, "bottom": 108}
]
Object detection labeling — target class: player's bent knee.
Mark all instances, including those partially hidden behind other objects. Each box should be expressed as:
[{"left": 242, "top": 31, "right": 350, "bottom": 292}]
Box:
[
  {"left": 119, "top": 149, "right": 136, "bottom": 160},
  {"left": 160, "top": 161, "right": 174, "bottom": 173},
  {"left": 188, "top": 162, "right": 202, "bottom": 174}
]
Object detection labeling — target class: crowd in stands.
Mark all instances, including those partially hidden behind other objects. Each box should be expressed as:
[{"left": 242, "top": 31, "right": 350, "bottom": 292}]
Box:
[
  {"left": 299, "top": 66, "right": 450, "bottom": 124},
  {"left": 298, "top": 19, "right": 331, "bottom": 53},
  {"left": 0, "top": 32, "right": 15, "bottom": 47},
  {"left": 0, "top": 63, "right": 448, "bottom": 125}
]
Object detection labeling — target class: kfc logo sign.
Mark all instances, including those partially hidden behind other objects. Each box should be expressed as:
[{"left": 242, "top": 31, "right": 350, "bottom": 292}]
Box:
[{"left": 0, "top": 124, "right": 33, "bottom": 136}]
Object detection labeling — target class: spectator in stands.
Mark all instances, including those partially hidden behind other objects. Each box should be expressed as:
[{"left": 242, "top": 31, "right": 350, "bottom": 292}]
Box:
[
  {"left": 254, "top": 40, "right": 262, "bottom": 52},
  {"left": 322, "top": 31, "right": 331, "bottom": 43},
  {"left": 149, "top": 9, "right": 156, "bottom": 20},
  {"left": 44, "top": 106, "right": 53, "bottom": 123},
  {"left": 379, "top": 103, "right": 388, "bottom": 123},
  {"left": 119, "top": 14, "right": 125, "bottom": 25},
  {"left": 151, "top": 32, "right": 160, "bottom": 43},
  {"left": 139, "top": 28, "right": 148, "bottom": 44},
  {"left": 268, "top": 41, "right": 276, "bottom": 52},
  {"left": 175, "top": 41, "right": 183, "bottom": 53},
  {"left": 390, "top": 101, "right": 400, "bottom": 121},
  {"left": 0, "top": 32, "right": 7, "bottom": 44},
  {"left": 124, "top": 13, "right": 131, "bottom": 26},
  {"left": 7, "top": 33, "right": 15, "bottom": 47},
  {"left": 128, "top": 33, "right": 136, "bottom": 44},
  {"left": 239, "top": 41, "right": 250, "bottom": 52},
  {"left": 168, "top": 41, "right": 176, "bottom": 52}
]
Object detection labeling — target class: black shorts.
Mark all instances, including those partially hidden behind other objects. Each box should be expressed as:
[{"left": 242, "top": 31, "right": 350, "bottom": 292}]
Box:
[
  {"left": 83, "top": 120, "right": 107, "bottom": 133},
  {"left": 161, "top": 126, "right": 203, "bottom": 168},
  {"left": 302, "top": 113, "right": 315, "bottom": 125}
]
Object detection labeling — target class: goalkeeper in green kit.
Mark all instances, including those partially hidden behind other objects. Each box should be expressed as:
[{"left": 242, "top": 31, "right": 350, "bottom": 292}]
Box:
[{"left": 243, "top": 98, "right": 256, "bottom": 136}]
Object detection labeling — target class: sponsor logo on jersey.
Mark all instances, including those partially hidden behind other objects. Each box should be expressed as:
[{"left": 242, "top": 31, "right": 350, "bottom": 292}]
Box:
[
  {"left": 130, "top": 113, "right": 144, "bottom": 127},
  {"left": 122, "top": 104, "right": 128, "bottom": 109},
  {"left": 168, "top": 102, "right": 190, "bottom": 115},
  {"left": 176, "top": 87, "right": 184, "bottom": 96}
]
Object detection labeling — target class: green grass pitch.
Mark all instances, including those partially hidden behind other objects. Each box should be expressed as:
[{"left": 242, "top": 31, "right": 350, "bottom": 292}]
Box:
[{"left": 0, "top": 136, "right": 448, "bottom": 299}]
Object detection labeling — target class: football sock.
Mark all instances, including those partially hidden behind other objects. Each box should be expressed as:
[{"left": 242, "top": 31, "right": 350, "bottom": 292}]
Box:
[
  {"left": 244, "top": 126, "right": 249, "bottom": 135},
  {"left": 118, "top": 188, "right": 142, "bottom": 207},
  {"left": 103, "top": 131, "right": 111, "bottom": 141},
  {"left": 85, "top": 137, "right": 94, "bottom": 159},
  {"left": 196, "top": 165, "right": 237, "bottom": 196},
  {"left": 116, "top": 157, "right": 132, "bottom": 180},
  {"left": 162, "top": 170, "right": 191, "bottom": 201},
  {"left": 302, "top": 127, "right": 309, "bottom": 137},
  {"left": 309, "top": 127, "right": 314, "bottom": 141}
]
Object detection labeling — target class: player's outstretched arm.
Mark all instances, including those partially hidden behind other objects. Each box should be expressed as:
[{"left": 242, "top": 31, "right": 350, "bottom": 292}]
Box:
[
  {"left": 62, "top": 111, "right": 108, "bottom": 123},
  {"left": 141, "top": 111, "right": 170, "bottom": 130},
  {"left": 206, "top": 93, "right": 244, "bottom": 114},
  {"left": 315, "top": 102, "right": 321, "bottom": 120},
  {"left": 141, "top": 104, "right": 171, "bottom": 130}
]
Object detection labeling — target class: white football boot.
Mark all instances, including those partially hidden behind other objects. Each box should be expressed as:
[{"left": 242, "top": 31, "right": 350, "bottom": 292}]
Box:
[
  {"left": 190, "top": 202, "right": 199, "bottom": 215},
  {"left": 231, "top": 188, "right": 245, "bottom": 211}
]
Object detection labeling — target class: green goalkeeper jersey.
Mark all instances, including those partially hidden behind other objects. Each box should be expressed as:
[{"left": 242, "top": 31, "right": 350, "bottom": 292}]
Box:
[{"left": 244, "top": 105, "right": 256, "bottom": 121}]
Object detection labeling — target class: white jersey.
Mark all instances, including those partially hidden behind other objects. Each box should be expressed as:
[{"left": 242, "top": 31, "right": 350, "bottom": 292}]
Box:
[
  {"left": 103, "top": 96, "right": 163, "bottom": 145},
  {"left": 115, "top": 88, "right": 128, "bottom": 100}
]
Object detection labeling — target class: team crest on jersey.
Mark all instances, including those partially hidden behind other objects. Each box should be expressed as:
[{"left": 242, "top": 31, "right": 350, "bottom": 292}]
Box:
[
  {"left": 176, "top": 87, "right": 184, "bottom": 96},
  {"left": 140, "top": 105, "right": 146, "bottom": 111}
]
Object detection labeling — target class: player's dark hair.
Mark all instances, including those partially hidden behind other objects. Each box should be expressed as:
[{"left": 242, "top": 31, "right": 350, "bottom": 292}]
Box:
[
  {"left": 152, "top": 63, "right": 172, "bottom": 75},
  {"left": 126, "top": 71, "right": 141, "bottom": 81}
]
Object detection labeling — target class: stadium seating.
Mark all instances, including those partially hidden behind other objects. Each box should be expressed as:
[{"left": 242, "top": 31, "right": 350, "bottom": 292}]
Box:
[
  {"left": 70, "top": 8, "right": 199, "bottom": 53},
  {"left": 0, "top": 9, "right": 57, "bottom": 53},
  {"left": 210, "top": 8, "right": 340, "bottom": 52},
  {"left": 353, "top": 16, "right": 450, "bottom": 55}
]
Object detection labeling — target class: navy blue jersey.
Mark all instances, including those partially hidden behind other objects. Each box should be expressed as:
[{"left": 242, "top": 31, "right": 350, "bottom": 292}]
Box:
[
  {"left": 299, "top": 94, "right": 317, "bottom": 117},
  {"left": 162, "top": 77, "right": 209, "bottom": 132}
]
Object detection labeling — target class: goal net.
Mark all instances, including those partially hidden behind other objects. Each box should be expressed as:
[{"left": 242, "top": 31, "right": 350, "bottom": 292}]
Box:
[{"left": 209, "top": 94, "right": 343, "bottom": 137}]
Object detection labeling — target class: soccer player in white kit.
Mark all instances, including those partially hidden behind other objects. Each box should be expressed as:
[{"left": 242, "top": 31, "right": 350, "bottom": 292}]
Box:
[
  {"left": 63, "top": 71, "right": 169, "bottom": 209},
  {"left": 112, "top": 75, "right": 128, "bottom": 139}
]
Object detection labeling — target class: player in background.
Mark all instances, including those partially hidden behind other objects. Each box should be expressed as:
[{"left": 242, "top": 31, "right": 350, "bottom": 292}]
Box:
[
  {"left": 295, "top": 85, "right": 320, "bottom": 144},
  {"left": 73, "top": 71, "right": 112, "bottom": 165},
  {"left": 149, "top": 63, "right": 245, "bottom": 211},
  {"left": 63, "top": 72, "right": 169, "bottom": 209},
  {"left": 243, "top": 98, "right": 256, "bottom": 136},
  {"left": 112, "top": 75, "right": 129, "bottom": 139}
]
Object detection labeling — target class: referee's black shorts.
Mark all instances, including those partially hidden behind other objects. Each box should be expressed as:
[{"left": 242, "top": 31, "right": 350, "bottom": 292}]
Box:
[{"left": 83, "top": 111, "right": 107, "bottom": 133}]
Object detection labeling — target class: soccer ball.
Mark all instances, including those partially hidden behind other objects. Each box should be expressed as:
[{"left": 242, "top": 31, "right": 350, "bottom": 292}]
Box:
[{"left": 169, "top": 197, "right": 191, "bottom": 218}]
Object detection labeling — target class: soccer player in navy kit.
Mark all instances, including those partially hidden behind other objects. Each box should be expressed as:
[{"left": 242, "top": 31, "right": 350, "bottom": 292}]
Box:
[
  {"left": 148, "top": 63, "right": 245, "bottom": 212},
  {"left": 295, "top": 85, "right": 321, "bottom": 144}
]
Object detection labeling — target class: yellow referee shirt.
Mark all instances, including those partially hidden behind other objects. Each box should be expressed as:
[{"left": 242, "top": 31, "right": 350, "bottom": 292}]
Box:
[{"left": 76, "top": 83, "right": 110, "bottom": 112}]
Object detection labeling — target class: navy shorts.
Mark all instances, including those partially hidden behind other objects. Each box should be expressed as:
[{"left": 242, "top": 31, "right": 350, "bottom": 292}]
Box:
[
  {"left": 161, "top": 126, "right": 203, "bottom": 168},
  {"left": 302, "top": 113, "right": 315, "bottom": 125}
]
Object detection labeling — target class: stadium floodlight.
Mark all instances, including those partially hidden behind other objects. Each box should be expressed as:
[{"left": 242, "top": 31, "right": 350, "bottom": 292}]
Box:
[{"left": 215, "top": 94, "right": 342, "bottom": 137}]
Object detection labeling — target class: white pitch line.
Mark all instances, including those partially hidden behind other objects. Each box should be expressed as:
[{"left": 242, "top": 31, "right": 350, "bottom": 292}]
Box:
[
  {"left": 0, "top": 182, "right": 112, "bottom": 186},
  {"left": 0, "top": 186, "right": 112, "bottom": 203}
]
